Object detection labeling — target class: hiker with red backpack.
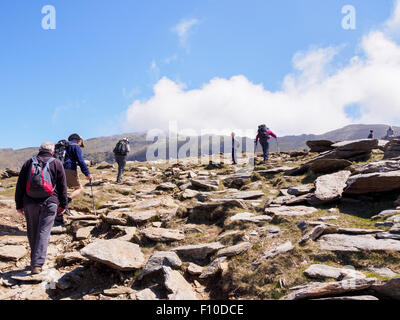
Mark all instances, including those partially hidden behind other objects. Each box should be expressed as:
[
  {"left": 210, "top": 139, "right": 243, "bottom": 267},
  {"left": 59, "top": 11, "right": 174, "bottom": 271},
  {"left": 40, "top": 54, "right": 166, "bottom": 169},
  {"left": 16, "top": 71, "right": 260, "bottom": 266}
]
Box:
[
  {"left": 255, "top": 124, "right": 278, "bottom": 163},
  {"left": 113, "top": 138, "right": 131, "bottom": 183},
  {"left": 15, "top": 142, "right": 68, "bottom": 274}
]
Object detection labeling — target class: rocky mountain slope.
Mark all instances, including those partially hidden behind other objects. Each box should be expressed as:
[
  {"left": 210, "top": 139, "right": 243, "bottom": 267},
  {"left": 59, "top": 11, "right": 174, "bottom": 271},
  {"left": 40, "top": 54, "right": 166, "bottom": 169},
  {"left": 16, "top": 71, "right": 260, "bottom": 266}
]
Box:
[
  {"left": 0, "top": 138, "right": 400, "bottom": 300},
  {"left": 1, "top": 124, "right": 399, "bottom": 170}
]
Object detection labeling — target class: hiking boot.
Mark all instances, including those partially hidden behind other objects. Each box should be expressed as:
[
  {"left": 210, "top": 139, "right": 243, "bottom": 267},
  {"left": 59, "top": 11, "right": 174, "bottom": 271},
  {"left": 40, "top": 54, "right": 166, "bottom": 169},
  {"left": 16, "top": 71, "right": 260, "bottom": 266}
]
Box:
[{"left": 31, "top": 266, "right": 42, "bottom": 275}]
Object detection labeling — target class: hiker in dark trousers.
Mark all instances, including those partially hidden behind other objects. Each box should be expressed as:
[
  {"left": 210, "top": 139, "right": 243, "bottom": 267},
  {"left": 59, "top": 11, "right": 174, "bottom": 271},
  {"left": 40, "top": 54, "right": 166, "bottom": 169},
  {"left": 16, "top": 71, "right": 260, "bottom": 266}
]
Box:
[
  {"left": 113, "top": 138, "right": 130, "bottom": 183},
  {"left": 231, "top": 132, "right": 239, "bottom": 165},
  {"left": 368, "top": 130, "right": 374, "bottom": 139},
  {"left": 64, "top": 134, "right": 92, "bottom": 200},
  {"left": 255, "top": 125, "right": 277, "bottom": 162},
  {"left": 15, "top": 142, "right": 68, "bottom": 274}
]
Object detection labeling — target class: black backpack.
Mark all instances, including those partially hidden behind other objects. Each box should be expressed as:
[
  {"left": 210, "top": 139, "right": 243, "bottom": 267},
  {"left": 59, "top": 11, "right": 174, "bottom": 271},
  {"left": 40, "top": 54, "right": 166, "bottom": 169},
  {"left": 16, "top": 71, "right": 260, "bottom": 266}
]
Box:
[
  {"left": 114, "top": 140, "right": 129, "bottom": 156},
  {"left": 258, "top": 125, "right": 270, "bottom": 139},
  {"left": 54, "top": 140, "right": 69, "bottom": 164}
]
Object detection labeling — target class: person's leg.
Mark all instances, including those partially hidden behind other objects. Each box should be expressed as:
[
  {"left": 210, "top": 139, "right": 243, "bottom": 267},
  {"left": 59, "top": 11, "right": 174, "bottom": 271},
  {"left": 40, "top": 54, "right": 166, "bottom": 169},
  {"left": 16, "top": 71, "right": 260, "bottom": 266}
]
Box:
[
  {"left": 24, "top": 203, "right": 41, "bottom": 268},
  {"left": 31, "top": 202, "right": 57, "bottom": 268},
  {"left": 120, "top": 156, "right": 127, "bottom": 179},
  {"left": 232, "top": 148, "right": 237, "bottom": 164},
  {"left": 264, "top": 140, "right": 270, "bottom": 161},
  {"left": 69, "top": 185, "right": 83, "bottom": 199},
  {"left": 260, "top": 140, "right": 267, "bottom": 161},
  {"left": 116, "top": 156, "right": 123, "bottom": 182}
]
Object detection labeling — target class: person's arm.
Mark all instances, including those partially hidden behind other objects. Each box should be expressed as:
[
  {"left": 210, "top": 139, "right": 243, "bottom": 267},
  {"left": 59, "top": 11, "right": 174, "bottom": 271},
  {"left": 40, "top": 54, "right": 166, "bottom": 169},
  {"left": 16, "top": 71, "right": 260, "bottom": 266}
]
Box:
[
  {"left": 55, "top": 160, "right": 68, "bottom": 210},
  {"left": 74, "top": 146, "right": 91, "bottom": 177},
  {"left": 15, "top": 160, "right": 30, "bottom": 211},
  {"left": 268, "top": 130, "right": 278, "bottom": 139},
  {"left": 127, "top": 144, "right": 131, "bottom": 153}
]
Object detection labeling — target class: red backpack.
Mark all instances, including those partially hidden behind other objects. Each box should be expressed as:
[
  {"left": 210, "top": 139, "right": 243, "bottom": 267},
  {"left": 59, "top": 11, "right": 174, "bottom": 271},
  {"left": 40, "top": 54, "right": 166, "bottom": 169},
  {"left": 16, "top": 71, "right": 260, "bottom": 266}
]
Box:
[{"left": 26, "top": 156, "right": 56, "bottom": 199}]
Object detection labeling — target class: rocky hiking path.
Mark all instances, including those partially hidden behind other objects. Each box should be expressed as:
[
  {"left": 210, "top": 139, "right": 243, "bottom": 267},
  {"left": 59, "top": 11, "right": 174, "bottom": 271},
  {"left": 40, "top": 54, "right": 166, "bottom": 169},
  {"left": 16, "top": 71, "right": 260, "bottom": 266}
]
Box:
[{"left": 0, "top": 138, "right": 400, "bottom": 300}]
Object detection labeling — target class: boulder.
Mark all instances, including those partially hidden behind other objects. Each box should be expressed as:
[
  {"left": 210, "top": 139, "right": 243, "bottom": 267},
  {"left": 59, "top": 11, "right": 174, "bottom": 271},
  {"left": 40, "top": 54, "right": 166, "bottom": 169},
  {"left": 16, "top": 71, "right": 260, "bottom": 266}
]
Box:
[
  {"left": 191, "top": 179, "right": 220, "bottom": 191},
  {"left": 344, "top": 171, "right": 400, "bottom": 195},
  {"left": 199, "top": 257, "right": 228, "bottom": 279},
  {"left": 125, "top": 210, "right": 159, "bottom": 223},
  {"left": 225, "top": 190, "right": 265, "bottom": 200},
  {"left": 351, "top": 160, "right": 400, "bottom": 175},
  {"left": 229, "top": 212, "right": 272, "bottom": 224},
  {"left": 141, "top": 227, "right": 185, "bottom": 242},
  {"left": 80, "top": 239, "right": 145, "bottom": 271},
  {"left": 256, "top": 166, "right": 294, "bottom": 175},
  {"left": 103, "top": 211, "right": 128, "bottom": 226},
  {"left": 265, "top": 206, "right": 318, "bottom": 217},
  {"left": 156, "top": 182, "right": 177, "bottom": 191},
  {"left": 308, "top": 159, "right": 352, "bottom": 174},
  {"left": 135, "top": 288, "right": 158, "bottom": 300},
  {"left": 172, "top": 242, "right": 225, "bottom": 260},
  {"left": 371, "top": 209, "right": 400, "bottom": 220},
  {"left": 138, "top": 251, "right": 182, "bottom": 280},
  {"left": 319, "top": 234, "right": 400, "bottom": 252},
  {"left": 187, "top": 263, "right": 204, "bottom": 275},
  {"left": 384, "top": 139, "right": 400, "bottom": 159},
  {"left": 309, "top": 171, "right": 352, "bottom": 204},
  {"left": 287, "top": 185, "right": 315, "bottom": 196},
  {"left": 304, "top": 264, "right": 366, "bottom": 280},
  {"left": 75, "top": 226, "right": 94, "bottom": 240},
  {"left": 281, "top": 277, "right": 377, "bottom": 300},
  {"left": 162, "top": 266, "right": 198, "bottom": 300},
  {"left": 332, "top": 139, "right": 379, "bottom": 151},
  {"left": 253, "top": 241, "right": 294, "bottom": 265},
  {"left": 306, "top": 140, "right": 335, "bottom": 153},
  {"left": 0, "top": 245, "right": 27, "bottom": 261},
  {"left": 216, "top": 242, "right": 252, "bottom": 258},
  {"left": 372, "top": 278, "right": 400, "bottom": 300}
]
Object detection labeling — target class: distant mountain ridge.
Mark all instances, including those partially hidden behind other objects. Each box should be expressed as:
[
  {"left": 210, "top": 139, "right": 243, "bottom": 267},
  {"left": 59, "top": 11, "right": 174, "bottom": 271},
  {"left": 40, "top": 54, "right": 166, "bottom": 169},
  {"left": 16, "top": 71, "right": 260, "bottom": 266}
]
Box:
[{"left": 1, "top": 124, "right": 398, "bottom": 170}]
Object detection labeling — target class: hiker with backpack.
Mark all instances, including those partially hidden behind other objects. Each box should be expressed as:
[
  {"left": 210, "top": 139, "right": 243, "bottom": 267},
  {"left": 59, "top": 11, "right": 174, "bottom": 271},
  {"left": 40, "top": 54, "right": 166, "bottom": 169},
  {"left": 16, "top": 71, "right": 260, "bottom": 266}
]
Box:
[
  {"left": 255, "top": 125, "right": 278, "bottom": 163},
  {"left": 113, "top": 138, "right": 130, "bottom": 183},
  {"left": 15, "top": 142, "right": 68, "bottom": 275},
  {"left": 63, "top": 134, "right": 92, "bottom": 200}
]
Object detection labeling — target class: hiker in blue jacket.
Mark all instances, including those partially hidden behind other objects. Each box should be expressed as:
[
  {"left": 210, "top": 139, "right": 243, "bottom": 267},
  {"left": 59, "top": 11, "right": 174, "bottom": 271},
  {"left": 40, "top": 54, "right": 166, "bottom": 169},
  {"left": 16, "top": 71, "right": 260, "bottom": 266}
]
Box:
[{"left": 64, "top": 134, "right": 92, "bottom": 201}]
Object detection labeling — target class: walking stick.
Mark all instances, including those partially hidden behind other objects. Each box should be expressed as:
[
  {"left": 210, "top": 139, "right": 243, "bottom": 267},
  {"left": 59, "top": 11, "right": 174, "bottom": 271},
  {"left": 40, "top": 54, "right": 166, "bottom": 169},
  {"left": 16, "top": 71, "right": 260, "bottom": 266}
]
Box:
[
  {"left": 89, "top": 179, "right": 98, "bottom": 226},
  {"left": 276, "top": 138, "right": 280, "bottom": 154}
]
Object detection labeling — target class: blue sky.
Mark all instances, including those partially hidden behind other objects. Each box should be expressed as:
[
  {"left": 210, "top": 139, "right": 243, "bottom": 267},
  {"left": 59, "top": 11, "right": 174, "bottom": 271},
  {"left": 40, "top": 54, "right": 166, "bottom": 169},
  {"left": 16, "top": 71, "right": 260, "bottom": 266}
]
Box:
[{"left": 0, "top": 0, "right": 397, "bottom": 149}]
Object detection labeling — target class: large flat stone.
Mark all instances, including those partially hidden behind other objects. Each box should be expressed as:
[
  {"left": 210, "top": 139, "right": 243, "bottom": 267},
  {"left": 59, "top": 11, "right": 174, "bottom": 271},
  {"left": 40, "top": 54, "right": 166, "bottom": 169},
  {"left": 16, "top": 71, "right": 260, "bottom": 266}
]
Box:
[
  {"left": 162, "top": 266, "right": 198, "bottom": 300},
  {"left": 281, "top": 277, "right": 377, "bottom": 300},
  {"left": 319, "top": 234, "right": 400, "bottom": 252},
  {"left": 0, "top": 245, "right": 27, "bottom": 261},
  {"left": 80, "top": 239, "right": 145, "bottom": 271},
  {"left": 265, "top": 206, "right": 318, "bottom": 217},
  {"left": 141, "top": 227, "right": 185, "bottom": 242},
  {"left": 304, "top": 264, "right": 365, "bottom": 280},
  {"left": 172, "top": 242, "right": 225, "bottom": 260},
  {"left": 138, "top": 251, "right": 182, "bottom": 280},
  {"left": 344, "top": 171, "right": 400, "bottom": 195},
  {"left": 310, "top": 171, "right": 351, "bottom": 204}
]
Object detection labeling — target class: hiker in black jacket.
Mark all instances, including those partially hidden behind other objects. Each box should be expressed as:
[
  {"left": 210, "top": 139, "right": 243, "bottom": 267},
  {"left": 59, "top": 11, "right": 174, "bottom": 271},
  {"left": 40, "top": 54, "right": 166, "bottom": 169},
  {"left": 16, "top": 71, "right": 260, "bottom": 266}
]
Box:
[
  {"left": 113, "top": 138, "right": 131, "bottom": 183},
  {"left": 15, "top": 142, "right": 68, "bottom": 274}
]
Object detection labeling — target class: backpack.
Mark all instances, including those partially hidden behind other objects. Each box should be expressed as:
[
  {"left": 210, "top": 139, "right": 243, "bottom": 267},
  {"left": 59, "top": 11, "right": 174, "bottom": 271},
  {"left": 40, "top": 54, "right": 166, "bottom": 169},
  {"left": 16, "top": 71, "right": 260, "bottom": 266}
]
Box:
[
  {"left": 54, "top": 140, "right": 69, "bottom": 164},
  {"left": 258, "top": 125, "right": 270, "bottom": 139},
  {"left": 26, "top": 156, "right": 56, "bottom": 199},
  {"left": 114, "top": 140, "right": 129, "bottom": 156}
]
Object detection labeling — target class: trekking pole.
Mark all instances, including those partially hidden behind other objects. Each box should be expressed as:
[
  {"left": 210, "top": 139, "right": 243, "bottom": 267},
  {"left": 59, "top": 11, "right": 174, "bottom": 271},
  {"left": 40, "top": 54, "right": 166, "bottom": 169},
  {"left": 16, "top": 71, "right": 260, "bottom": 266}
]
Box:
[
  {"left": 89, "top": 179, "right": 98, "bottom": 226},
  {"left": 276, "top": 138, "right": 280, "bottom": 154}
]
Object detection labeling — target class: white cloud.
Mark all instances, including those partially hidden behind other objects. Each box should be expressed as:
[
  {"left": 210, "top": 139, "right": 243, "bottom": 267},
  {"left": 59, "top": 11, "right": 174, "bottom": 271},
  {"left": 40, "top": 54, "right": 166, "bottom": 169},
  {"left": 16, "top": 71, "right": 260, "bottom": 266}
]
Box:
[
  {"left": 172, "top": 18, "right": 200, "bottom": 46},
  {"left": 125, "top": 4, "right": 400, "bottom": 137}
]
